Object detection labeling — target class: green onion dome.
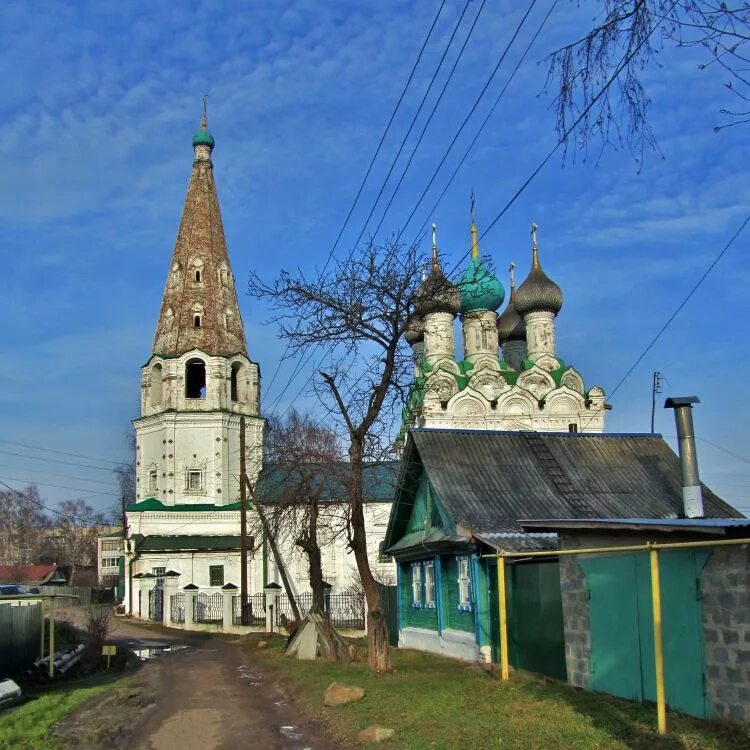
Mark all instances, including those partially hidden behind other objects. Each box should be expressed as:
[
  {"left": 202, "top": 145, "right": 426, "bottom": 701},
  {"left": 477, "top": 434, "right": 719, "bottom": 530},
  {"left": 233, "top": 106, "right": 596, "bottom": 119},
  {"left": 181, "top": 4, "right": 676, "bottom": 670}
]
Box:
[
  {"left": 404, "top": 315, "right": 425, "bottom": 345},
  {"left": 459, "top": 255, "right": 505, "bottom": 315},
  {"left": 496, "top": 285, "right": 525, "bottom": 343},
  {"left": 514, "top": 227, "right": 563, "bottom": 315},
  {"left": 192, "top": 121, "right": 215, "bottom": 149}
]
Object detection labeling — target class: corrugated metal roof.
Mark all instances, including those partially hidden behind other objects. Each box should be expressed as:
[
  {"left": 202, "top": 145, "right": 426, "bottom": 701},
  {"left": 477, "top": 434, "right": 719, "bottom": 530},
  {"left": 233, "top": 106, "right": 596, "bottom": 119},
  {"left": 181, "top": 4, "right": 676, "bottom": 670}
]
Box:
[
  {"left": 409, "top": 429, "right": 742, "bottom": 539},
  {"left": 521, "top": 517, "right": 750, "bottom": 535},
  {"left": 474, "top": 532, "right": 559, "bottom": 551}
]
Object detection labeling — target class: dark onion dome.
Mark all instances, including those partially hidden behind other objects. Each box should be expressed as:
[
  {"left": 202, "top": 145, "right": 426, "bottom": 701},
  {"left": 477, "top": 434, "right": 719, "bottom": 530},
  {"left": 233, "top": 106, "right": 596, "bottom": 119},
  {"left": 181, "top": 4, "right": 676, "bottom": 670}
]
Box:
[
  {"left": 404, "top": 315, "right": 425, "bottom": 345},
  {"left": 497, "top": 284, "right": 525, "bottom": 343},
  {"left": 514, "top": 224, "right": 563, "bottom": 316},
  {"left": 458, "top": 221, "right": 504, "bottom": 314},
  {"left": 415, "top": 225, "right": 460, "bottom": 317}
]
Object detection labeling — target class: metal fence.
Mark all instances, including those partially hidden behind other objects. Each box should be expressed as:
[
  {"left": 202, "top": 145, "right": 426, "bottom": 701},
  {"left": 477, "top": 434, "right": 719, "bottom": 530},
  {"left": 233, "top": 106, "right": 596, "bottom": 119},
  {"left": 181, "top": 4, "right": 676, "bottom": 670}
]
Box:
[
  {"left": 170, "top": 592, "right": 185, "bottom": 623},
  {"left": 328, "top": 593, "right": 365, "bottom": 630},
  {"left": 148, "top": 588, "right": 163, "bottom": 621},
  {"left": 232, "top": 593, "right": 265, "bottom": 626},
  {"left": 193, "top": 592, "right": 223, "bottom": 624},
  {"left": 0, "top": 602, "right": 42, "bottom": 675}
]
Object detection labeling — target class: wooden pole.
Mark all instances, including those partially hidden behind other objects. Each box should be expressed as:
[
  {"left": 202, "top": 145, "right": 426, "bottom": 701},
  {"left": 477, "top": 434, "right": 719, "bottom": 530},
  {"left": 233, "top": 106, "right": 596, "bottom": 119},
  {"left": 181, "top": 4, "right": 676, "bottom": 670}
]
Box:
[
  {"left": 497, "top": 556, "right": 509, "bottom": 681},
  {"left": 650, "top": 547, "right": 667, "bottom": 735},
  {"left": 240, "top": 417, "right": 248, "bottom": 619},
  {"left": 40, "top": 601, "right": 45, "bottom": 659}
]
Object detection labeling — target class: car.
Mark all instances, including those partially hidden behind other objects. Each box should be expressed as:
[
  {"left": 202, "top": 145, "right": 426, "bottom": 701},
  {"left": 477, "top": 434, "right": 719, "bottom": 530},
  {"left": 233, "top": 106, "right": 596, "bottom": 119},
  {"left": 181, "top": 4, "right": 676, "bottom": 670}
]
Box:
[{"left": 0, "top": 584, "right": 32, "bottom": 596}]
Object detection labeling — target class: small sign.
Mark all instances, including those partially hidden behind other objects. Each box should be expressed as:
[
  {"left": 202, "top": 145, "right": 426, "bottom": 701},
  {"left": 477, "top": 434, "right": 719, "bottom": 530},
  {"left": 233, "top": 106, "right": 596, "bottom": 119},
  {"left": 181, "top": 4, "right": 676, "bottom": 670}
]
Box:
[{"left": 102, "top": 645, "right": 116, "bottom": 655}]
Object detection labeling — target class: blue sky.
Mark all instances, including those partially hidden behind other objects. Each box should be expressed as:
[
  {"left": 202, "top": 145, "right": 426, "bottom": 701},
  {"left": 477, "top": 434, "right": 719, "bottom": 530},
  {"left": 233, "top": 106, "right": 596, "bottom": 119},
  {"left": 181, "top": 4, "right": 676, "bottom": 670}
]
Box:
[{"left": 1, "top": 0, "right": 748, "bottom": 516}]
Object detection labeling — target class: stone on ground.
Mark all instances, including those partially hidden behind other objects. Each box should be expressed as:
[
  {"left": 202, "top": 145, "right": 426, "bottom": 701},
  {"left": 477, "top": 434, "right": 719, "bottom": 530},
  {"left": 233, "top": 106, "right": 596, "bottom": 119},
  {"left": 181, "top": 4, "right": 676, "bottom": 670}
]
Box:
[
  {"left": 323, "top": 682, "right": 365, "bottom": 706},
  {"left": 256, "top": 641, "right": 268, "bottom": 649},
  {"left": 357, "top": 725, "right": 395, "bottom": 743}
]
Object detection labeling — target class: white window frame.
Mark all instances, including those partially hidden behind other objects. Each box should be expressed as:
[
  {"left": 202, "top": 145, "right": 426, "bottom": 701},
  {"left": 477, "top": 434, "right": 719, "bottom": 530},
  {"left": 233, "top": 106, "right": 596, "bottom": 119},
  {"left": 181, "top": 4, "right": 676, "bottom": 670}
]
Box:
[
  {"left": 148, "top": 470, "right": 158, "bottom": 492},
  {"left": 411, "top": 562, "right": 423, "bottom": 608},
  {"left": 424, "top": 560, "right": 436, "bottom": 609},
  {"left": 457, "top": 555, "right": 472, "bottom": 611}
]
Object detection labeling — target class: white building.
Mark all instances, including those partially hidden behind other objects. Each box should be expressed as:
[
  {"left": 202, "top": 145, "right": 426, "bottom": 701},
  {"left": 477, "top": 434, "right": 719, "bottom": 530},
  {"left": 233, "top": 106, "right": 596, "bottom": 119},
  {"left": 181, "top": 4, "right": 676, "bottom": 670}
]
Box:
[
  {"left": 124, "top": 116, "right": 395, "bottom": 623},
  {"left": 399, "top": 213, "right": 607, "bottom": 438}
]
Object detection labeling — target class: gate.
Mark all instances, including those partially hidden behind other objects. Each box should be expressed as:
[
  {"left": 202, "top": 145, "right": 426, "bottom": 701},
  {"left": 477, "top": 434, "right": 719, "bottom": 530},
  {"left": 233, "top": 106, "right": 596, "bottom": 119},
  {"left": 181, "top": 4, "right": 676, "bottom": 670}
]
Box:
[
  {"left": 488, "top": 559, "right": 567, "bottom": 680},
  {"left": 581, "top": 549, "right": 711, "bottom": 718},
  {"left": 148, "top": 588, "right": 163, "bottom": 621}
]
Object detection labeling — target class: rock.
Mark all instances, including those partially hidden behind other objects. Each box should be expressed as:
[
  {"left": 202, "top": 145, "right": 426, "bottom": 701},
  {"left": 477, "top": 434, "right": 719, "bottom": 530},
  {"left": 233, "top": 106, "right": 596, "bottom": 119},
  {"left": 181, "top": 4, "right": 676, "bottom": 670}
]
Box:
[
  {"left": 256, "top": 641, "right": 268, "bottom": 649},
  {"left": 115, "top": 687, "right": 141, "bottom": 701},
  {"left": 357, "top": 725, "right": 395, "bottom": 743},
  {"left": 323, "top": 682, "right": 365, "bottom": 706}
]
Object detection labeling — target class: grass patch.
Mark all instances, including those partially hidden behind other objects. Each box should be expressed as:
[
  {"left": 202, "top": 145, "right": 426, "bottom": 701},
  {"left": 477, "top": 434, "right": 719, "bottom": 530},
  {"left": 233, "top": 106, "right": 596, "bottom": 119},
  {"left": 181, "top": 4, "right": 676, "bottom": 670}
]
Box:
[
  {"left": 248, "top": 639, "right": 749, "bottom": 750},
  {"left": 0, "top": 673, "right": 126, "bottom": 750}
]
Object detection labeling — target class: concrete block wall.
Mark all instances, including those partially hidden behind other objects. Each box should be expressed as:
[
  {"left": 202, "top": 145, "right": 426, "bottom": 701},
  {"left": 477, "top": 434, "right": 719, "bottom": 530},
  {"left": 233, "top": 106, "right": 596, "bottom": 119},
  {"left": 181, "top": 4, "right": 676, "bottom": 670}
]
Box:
[
  {"left": 558, "top": 555, "right": 590, "bottom": 688},
  {"left": 700, "top": 545, "right": 750, "bottom": 723}
]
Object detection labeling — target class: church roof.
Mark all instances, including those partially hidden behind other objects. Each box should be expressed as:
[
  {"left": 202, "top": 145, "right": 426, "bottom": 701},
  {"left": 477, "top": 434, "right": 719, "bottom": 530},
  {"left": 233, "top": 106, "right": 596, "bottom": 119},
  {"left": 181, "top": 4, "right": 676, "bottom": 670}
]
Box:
[{"left": 152, "top": 119, "right": 248, "bottom": 358}]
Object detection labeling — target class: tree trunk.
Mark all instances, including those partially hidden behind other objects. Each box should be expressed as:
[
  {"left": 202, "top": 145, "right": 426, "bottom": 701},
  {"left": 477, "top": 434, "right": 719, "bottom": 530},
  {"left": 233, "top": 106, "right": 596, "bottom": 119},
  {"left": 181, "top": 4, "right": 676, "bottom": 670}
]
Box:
[
  {"left": 349, "top": 436, "right": 391, "bottom": 672},
  {"left": 307, "top": 500, "right": 325, "bottom": 612}
]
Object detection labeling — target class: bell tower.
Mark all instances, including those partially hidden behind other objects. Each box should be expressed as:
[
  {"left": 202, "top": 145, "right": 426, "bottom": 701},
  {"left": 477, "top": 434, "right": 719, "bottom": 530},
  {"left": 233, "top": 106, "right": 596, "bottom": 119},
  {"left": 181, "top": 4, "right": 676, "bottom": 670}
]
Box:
[{"left": 133, "top": 114, "right": 264, "bottom": 506}]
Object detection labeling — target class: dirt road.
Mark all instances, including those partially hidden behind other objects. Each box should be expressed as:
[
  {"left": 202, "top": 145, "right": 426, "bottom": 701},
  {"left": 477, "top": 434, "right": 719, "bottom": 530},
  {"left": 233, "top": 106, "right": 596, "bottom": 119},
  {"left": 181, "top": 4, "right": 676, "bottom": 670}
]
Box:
[{"left": 59, "top": 617, "right": 335, "bottom": 750}]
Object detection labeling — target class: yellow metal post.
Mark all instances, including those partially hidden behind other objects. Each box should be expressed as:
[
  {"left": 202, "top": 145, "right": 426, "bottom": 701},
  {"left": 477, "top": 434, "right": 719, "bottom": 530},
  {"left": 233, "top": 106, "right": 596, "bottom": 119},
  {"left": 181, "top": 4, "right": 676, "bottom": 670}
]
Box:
[
  {"left": 48, "top": 597, "right": 56, "bottom": 678},
  {"left": 497, "top": 555, "right": 510, "bottom": 681},
  {"left": 650, "top": 547, "right": 667, "bottom": 735}
]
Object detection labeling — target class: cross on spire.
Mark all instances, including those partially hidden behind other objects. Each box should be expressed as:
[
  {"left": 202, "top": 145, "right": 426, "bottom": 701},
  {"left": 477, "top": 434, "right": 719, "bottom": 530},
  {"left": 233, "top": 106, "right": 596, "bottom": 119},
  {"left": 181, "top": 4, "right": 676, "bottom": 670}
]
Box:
[
  {"left": 509, "top": 261, "right": 516, "bottom": 289},
  {"left": 201, "top": 94, "right": 209, "bottom": 129},
  {"left": 431, "top": 223, "right": 439, "bottom": 270}
]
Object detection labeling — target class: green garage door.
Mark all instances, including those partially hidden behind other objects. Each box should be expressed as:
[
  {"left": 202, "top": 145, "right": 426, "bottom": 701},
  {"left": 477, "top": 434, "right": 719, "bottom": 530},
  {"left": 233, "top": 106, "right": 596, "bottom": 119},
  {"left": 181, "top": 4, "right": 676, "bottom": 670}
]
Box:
[{"left": 581, "top": 549, "right": 712, "bottom": 718}]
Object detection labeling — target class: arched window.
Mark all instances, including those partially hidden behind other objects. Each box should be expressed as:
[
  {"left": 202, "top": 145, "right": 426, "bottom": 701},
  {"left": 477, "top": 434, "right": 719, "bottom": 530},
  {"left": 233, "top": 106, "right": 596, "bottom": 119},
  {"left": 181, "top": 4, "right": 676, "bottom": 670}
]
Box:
[
  {"left": 194, "top": 314, "right": 202, "bottom": 328},
  {"left": 230, "top": 362, "right": 242, "bottom": 402},
  {"left": 185, "top": 358, "right": 206, "bottom": 399},
  {"left": 151, "top": 363, "right": 163, "bottom": 406}
]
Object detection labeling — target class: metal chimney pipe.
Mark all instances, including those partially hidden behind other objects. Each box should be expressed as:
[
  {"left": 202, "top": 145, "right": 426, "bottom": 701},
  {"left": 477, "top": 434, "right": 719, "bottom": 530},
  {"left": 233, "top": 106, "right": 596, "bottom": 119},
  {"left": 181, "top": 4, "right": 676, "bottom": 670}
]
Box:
[{"left": 664, "top": 396, "right": 704, "bottom": 518}]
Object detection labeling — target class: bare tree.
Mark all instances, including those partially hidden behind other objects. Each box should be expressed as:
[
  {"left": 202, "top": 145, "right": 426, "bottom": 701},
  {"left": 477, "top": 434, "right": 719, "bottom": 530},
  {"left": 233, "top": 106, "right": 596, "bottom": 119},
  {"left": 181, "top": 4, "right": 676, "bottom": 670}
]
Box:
[
  {"left": 259, "top": 411, "right": 346, "bottom": 613},
  {"left": 249, "top": 239, "right": 425, "bottom": 672},
  {"left": 0, "top": 484, "right": 50, "bottom": 565},
  {"left": 113, "top": 429, "right": 136, "bottom": 538},
  {"left": 545, "top": 2, "right": 750, "bottom": 160},
  {"left": 48, "top": 500, "right": 107, "bottom": 585}
]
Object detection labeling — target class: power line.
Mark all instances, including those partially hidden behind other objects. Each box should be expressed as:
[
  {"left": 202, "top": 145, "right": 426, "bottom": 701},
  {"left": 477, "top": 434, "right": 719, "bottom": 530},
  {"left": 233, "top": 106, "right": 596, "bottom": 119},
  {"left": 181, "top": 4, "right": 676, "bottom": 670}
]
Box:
[
  {"left": 318, "top": 0, "right": 448, "bottom": 276},
  {"left": 0, "top": 449, "right": 123, "bottom": 474},
  {"left": 0, "top": 475, "right": 120, "bottom": 498},
  {"left": 345, "top": 0, "right": 475, "bottom": 257},
  {"left": 445, "top": 0, "right": 682, "bottom": 279},
  {"left": 0, "top": 463, "right": 119, "bottom": 488},
  {"left": 409, "top": 0, "right": 558, "bottom": 244},
  {"left": 367, "top": 0, "right": 490, "bottom": 241},
  {"left": 0, "top": 439, "right": 125, "bottom": 468},
  {"left": 0, "top": 479, "right": 106, "bottom": 527}
]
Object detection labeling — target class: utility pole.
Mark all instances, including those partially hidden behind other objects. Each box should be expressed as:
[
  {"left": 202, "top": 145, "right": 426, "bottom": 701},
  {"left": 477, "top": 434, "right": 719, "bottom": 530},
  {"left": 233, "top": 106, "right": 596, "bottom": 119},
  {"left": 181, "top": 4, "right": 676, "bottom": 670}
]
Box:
[
  {"left": 651, "top": 371, "right": 663, "bottom": 433},
  {"left": 239, "top": 417, "right": 248, "bottom": 618}
]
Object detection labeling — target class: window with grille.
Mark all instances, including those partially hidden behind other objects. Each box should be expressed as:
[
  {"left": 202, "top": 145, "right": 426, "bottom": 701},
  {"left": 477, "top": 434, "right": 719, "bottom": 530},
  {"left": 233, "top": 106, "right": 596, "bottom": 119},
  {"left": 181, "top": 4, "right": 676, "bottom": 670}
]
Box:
[
  {"left": 457, "top": 556, "right": 472, "bottom": 611},
  {"left": 187, "top": 470, "right": 203, "bottom": 492},
  {"left": 411, "top": 562, "right": 422, "bottom": 608},
  {"left": 424, "top": 560, "right": 435, "bottom": 609},
  {"left": 209, "top": 565, "right": 224, "bottom": 587},
  {"left": 152, "top": 566, "right": 166, "bottom": 585}
]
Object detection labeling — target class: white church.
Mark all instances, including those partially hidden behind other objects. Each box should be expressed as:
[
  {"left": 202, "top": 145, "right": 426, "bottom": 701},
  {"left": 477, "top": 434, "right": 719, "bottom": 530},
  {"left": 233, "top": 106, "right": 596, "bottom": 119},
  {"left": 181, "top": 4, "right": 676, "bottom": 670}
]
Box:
[{"left": 123, "top": 116, "right": 606, "bottom": 623}]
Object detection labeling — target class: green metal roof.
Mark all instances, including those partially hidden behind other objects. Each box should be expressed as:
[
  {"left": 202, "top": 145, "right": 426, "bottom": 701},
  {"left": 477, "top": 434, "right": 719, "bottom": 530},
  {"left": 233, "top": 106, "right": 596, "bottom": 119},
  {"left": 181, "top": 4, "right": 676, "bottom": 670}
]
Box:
[
  {"left": 136, "top": 535, "right": 242, "bottom": 552},
  {"left": 256, "top": 461, "right": 398, "bottom": 504},
  {"left": 126, "top": 498, "right": 250, "bottom": 512}
]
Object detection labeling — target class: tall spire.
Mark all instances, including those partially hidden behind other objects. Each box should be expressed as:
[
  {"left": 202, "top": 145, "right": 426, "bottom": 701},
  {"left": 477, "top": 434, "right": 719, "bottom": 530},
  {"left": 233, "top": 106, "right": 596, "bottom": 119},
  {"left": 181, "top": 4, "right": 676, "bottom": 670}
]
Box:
[
  {"left": 470, "top": 191, "right": 479, "bottom": 259},
  {"left": 152, "top": 117, "right": 248, "bottom": 358},
  {"left": 531, "top": 222, "right": 540, "bottom": 268},
  {"left": 509, "top": 260, "right": 516, "bottom": 290}
]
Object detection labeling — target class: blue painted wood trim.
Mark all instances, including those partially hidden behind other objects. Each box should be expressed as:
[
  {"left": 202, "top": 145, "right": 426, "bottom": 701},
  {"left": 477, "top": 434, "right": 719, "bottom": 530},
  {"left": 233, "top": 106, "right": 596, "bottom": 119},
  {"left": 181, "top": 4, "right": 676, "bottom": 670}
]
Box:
[
  {"left": 435, "top": 554, "right": 444, "bottom": 634},
  {"left": 396, "top": 562, "right": 403, "bottom": 633},
  {"left": 471, "top": 554, "right": 482, "bottom": 646}
]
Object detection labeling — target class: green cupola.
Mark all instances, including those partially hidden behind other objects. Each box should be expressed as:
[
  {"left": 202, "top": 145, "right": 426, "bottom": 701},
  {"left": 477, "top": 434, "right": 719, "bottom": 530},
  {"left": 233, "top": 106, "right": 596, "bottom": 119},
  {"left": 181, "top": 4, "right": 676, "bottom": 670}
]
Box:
[
  {"left": 459, "top": 213, "right": 504, "bottom": 315},
  {"left": 192, "top": 120, "right": 215, "bottom": 149}
]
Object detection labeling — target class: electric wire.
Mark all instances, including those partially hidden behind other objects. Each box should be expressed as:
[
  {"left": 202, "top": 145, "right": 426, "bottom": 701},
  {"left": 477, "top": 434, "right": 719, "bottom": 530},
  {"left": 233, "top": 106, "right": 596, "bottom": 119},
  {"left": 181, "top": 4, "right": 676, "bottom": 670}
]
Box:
[
  {"left": 367, "top": 0, "right": 490, "bottom": 242},
  {"left": 409, "top": 0, "right": 559, "bottom": 244}
]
